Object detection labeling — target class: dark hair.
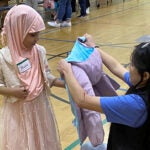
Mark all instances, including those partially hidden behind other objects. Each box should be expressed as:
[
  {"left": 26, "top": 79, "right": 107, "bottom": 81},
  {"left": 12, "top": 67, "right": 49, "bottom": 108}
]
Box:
[
  {"left": 131, "top": 43, "right": 150, "bottom": 76},
  {"left": 126, "top": 42, "right": 150, "bottom": 107}
]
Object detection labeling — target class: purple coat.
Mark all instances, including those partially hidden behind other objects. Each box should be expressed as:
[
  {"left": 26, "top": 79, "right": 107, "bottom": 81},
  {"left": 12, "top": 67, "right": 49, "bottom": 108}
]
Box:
[{"left": 66, "top": 39, "right": 119, "bottom": 146}]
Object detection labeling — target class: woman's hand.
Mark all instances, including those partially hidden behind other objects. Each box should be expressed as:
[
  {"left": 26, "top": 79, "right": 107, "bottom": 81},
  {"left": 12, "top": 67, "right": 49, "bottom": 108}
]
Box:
[{"left": 84, "top": 33, "right": 96, "bottom": 47}]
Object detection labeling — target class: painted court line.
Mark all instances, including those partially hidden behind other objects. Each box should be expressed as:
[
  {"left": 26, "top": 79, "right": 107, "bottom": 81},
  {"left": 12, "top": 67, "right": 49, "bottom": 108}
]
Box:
[{"left": 64, "top": 118, "right": 107, "bottom": 150}]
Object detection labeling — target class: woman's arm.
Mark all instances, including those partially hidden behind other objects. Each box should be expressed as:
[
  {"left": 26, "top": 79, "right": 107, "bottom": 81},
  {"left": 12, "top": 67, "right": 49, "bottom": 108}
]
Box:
[
  {"left": 58, "top": 59, "right": 103, "bottom": 113},
  {"left": 98, "top": 48, "right": 128, "bottom": 81},
  {"left": 84, "top": 33, "right": 128, "bottom": 81}
]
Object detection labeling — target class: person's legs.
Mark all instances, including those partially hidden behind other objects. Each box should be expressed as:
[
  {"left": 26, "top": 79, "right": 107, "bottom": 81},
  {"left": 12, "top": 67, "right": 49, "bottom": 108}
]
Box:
[
  {"left": 65, "top": 0, "right": 72, "bottom": 21},
  {"left": 56, "top": 0, "right": 68, "bottom": 22},
  {"left": 71, "top": 0, "right": 76, "bottom": 12},
  {"left": 86, "top": 0, "right": 90, "bottom": 14},
  {"left": 61, "top": 0, "right": 72, "bottom": 27},
  {"left": 47, "top": 0, "right": 67, "bottom": 27},
  {"left": 48, "top": 0, "right": 72, "bottom": 27},
  {"left": 61, "top": 4, "right": 72, "bottom": 27},
  {"left": 78, "top": 0, "right": 86, "bottom": 17},
  {"left": 86, "top": 0, "right": 90, "bottom": 8}
]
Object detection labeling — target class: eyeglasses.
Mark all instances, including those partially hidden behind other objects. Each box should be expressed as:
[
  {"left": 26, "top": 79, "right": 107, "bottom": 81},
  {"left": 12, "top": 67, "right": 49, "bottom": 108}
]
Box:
[{"left": 141, "top": 42, "right": 150, "bottom": 48}]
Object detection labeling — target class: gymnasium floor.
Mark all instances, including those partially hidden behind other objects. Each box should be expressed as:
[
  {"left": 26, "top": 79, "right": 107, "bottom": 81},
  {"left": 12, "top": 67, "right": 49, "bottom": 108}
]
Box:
[{"left": 1, "top": 0, "right": 150, "bottom": 149}]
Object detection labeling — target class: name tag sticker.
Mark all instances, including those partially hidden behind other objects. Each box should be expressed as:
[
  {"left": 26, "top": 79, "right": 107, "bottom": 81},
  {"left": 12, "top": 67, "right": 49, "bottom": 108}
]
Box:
[{"left": 17, "top": 58, "right": 31, "bottom": 73}]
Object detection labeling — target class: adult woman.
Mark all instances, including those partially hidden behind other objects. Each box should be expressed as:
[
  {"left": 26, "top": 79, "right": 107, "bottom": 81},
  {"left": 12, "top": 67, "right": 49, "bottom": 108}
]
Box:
[{"left": 58, "top": 34, "right": 150, "bottom": 150}]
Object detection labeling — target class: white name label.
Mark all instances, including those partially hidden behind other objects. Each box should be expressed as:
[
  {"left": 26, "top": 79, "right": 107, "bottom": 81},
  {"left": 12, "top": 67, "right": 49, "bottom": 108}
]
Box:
[{"left": 17, "top": 58, "right": 31, "bottom": 73}]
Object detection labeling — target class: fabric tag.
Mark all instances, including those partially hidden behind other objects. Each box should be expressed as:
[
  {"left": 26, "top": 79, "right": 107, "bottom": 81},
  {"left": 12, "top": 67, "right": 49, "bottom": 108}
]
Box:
[{"left": 17, "top": 58, "right": 31, "bottom": 73}]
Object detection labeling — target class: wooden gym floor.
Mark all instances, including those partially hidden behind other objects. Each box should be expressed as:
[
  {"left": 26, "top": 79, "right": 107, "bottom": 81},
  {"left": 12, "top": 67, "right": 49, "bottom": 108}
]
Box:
[{"left": 1, "top": 0, "right": 150, "bottom": 149}]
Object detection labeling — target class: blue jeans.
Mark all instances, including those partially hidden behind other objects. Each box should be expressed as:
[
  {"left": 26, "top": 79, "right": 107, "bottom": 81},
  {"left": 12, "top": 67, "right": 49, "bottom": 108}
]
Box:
[
  {"left": 79, "top": 0, "right": 86, "bottom": 16},
  {"left": 57, "top": 0, "right": 72, "bottom": 22}
]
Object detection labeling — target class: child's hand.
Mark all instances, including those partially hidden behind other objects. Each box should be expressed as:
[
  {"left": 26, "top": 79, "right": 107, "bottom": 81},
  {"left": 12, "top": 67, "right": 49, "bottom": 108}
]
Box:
[
  {"left": 11, "top": 86, "right": 28, "bottom": 99},
  {"left": 57, "top": 59, "right": 72, "bottom": 76}
]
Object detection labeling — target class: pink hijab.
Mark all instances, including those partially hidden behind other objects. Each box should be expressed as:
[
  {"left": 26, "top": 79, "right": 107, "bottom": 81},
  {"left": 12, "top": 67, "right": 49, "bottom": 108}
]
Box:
[{"left": 1, "top": 5, "right": 46, "bottom": 101}]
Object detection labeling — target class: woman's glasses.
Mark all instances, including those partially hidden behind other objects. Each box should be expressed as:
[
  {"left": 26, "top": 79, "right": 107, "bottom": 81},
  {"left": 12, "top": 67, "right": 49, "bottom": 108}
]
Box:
[{"left": 141, "top": 42, "right": 150, "bottom": 48}]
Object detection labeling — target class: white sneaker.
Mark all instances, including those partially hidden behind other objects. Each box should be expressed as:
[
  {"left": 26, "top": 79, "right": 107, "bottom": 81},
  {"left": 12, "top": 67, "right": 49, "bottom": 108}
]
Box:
[
  {"left": 61, "top": 21, "right": 72, "bottom": 27},
  {"left": 47, "top": 21, "right": 60, "bottom": 27},
  {"left": 86, "top": 7, "right": 90, "bottom": 14}
]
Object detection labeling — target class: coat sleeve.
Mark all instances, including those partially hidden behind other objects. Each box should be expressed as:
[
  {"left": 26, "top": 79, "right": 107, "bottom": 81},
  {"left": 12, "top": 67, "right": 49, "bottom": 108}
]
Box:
[{"left": 69, "top": 65, "right": 104, "bottom": 146}]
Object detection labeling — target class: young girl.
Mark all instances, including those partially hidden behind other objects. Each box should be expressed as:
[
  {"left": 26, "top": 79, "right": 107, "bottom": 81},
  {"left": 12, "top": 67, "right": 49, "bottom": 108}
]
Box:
[
  {"left": 0, "top": 4, "right": 64, "bottom": 150},
  {"left": 58, "top": 34, "right": 150, "bottom": 150}
]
